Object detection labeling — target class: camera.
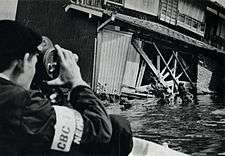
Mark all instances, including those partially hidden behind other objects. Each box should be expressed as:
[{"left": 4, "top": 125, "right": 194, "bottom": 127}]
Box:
[
  {"left": 34, "top": 36, "right": 79, "bottom": 105},
  {"left": 32, "top": 36, "right": 65, "bottom": 104},
  {"left": 38, "top": 36, "right": 60, "bottom": 79}
]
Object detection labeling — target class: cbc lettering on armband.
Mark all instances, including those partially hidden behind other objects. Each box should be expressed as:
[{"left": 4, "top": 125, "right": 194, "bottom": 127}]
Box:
[
  {"left": 56, "top": 126, "right": 71, "bottom": 150},
  {"left": 51, "top": 106, "right": 77, "bottom": 152}
]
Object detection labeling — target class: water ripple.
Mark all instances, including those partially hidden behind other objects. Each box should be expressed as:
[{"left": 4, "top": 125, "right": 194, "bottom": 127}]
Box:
[{"left": 107, "top": 95, "right": 225, "bottom": 155}]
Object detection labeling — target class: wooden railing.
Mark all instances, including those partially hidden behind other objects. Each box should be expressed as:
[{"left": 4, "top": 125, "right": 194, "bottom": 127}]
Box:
[
  {"left": 104, "top": 0, "right": 124, "bottom": 6},
  {"left": 71, "top": 0, "right": 103, "bottom": 8},
  {"left": 71, "top": 0, "right": 125, "bottom": 8}
]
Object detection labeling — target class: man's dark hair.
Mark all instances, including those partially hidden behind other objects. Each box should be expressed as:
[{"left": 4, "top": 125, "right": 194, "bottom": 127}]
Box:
[{"left": 0, "top": 20, "right": 42, "bottom": 72}]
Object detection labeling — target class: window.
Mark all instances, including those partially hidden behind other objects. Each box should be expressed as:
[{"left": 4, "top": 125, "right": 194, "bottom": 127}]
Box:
[
  {"left": 217, "top": 20, "right": 225, "bottom": 39},
  {"left": 186, "top": 17, "right": 192, "bottom": 26},
  {"left": 143, "top": 0, "right": 151, "bottom": 7},
  {"left": 192, "top": 21, "right": 198, "bottom": 29},
  {"left": 123, "top": 0, "right": 160, "bottom": 16},
  {"left": 176, "top": 0, "right": 205, "bottom": 36},
  {"left": 200, "top": 23, "right": 205, "bottom": 32},
  {"left": 177, "top": 12, "right": 205, "bottom": 36},
  {"left": 159, "top": 0, "right": 179, "bottom": 25},
  {"left": 178, "top": 14, "right": 185, "bottom": 22}
]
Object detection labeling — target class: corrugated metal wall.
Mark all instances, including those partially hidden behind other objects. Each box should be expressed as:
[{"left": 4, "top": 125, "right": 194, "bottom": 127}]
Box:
[{"left": 97, "top": 29, "right": 132, "bottom": 95}]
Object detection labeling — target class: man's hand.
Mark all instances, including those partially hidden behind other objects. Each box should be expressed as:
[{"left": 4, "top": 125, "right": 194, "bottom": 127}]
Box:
[{"left": 47, "top": 45, "right": 88, "bottom": 89}]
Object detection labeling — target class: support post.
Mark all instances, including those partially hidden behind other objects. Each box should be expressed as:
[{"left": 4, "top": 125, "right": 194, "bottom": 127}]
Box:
[
  {"left": 132, "top": 40, "right": 159, "bottom": 77},
  {"left": 152, "top": 43, "right": 179, "bottom": 86},
  {"left": 161, "top": 54, "right": 173, "bottom": 76},
  {"left": 172, "top": 50, "right": 195, "bottom": 88},
  {"left": 136, "top": 60, "right": 146, "bottom": 87},
  {"left": 171, "top": 52, "right": 178, "bottom": 93},
  {"left": 97, "top": 14, "right": 115, "bottom": 32},
  {"left": 157, "top": 55, "right": 160, "bottom": 73},
  {"left": 132, "top": 39, "right": 169, "bottom": 90}
]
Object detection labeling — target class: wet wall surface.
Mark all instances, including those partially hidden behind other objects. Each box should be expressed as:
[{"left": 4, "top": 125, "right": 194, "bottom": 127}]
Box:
[{"left": 107, "top": 95, "right": 225, "bottom": 155}]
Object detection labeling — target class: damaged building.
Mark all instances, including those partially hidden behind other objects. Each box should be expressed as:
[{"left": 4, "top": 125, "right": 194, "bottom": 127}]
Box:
[{"left": 1, "top": 0, "right": 225, "bottom": 97}]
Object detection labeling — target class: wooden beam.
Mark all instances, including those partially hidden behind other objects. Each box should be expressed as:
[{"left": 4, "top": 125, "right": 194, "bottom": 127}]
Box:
[
  {"left": 97, "top": 14, "right": 115, "bottom": 32},
  {"left": 171, "top": 52, "right": 178, "bottom": 93},
  {"left": 176, "top": 72, "right": 183, "bottom": 80},
  {"left": 172, "top": 50, "right": 195, "bottom": 87},
  {"left": 94, "top": 32, "right": 103, "bottom": 92},
  {"left": 132, "top": 39, "right": 168, "bottom": 88},
  {"left": 139, "top": 35, "right": 206, "bottom": 55},
  {"left": 160, "top": 54, "right": 173, "bottom": 76},
  {"left": 92, "top": 38, "right": 98, "bottom": 90},
  {"left": 162, "top": 72, "right": 170, "bottom": 80},
  {"left": 105, "top": 0, "right": 124, "bottom": 6},
  {"left": 65, "top": 4, "right": 103, "bottom": 17},
  {"left": 136, "top": 60, "right": 146, "bottom": 87},
  {"left": 152, "top": 43, "right": 179, "bottom": 86},
  {"left": 157, "top": 55, "right": 160, "bottom": 72},
  {"left": 132, "top": 40, "right": 159, "bottom": 77}
]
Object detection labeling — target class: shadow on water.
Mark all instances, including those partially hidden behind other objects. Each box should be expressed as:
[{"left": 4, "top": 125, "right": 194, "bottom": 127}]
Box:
[{"left": 107, "top": 95, "right": 225, "bottom": 155}]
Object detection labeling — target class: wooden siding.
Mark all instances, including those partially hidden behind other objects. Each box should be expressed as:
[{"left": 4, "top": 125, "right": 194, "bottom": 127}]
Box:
[
  {"left": 124, "top": 0, "right": 159, "bottom": 17},
  {"left": 178, "top": 0, "right": 205, "bottom": 22}
]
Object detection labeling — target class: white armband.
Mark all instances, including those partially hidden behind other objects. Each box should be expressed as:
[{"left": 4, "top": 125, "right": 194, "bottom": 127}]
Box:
[
  {"left": 73, "top": 110, "right": 84, "bottom": 144},
  {"left": 51, "top": 105, "right": 84, "bottom": 152}
]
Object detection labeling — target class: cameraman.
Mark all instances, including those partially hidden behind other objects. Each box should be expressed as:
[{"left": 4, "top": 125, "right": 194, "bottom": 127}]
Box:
[{"left": 0, "top": 20, "right": 114, "bottom": 155}]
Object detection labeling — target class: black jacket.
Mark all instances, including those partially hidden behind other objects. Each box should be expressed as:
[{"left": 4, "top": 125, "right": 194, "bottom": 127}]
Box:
[{"left": 0, "top": 77, "right": 112, "bottom": 156}]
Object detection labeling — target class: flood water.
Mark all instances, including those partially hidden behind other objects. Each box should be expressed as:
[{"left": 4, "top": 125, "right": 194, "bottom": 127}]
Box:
[{"left": 107, "top": 95, "right": 225, "bottom": 156}]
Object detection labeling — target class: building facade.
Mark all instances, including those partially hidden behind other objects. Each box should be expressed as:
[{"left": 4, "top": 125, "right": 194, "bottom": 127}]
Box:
[{"left": 1, "top": 0, "right": 225, "bottom": 95}]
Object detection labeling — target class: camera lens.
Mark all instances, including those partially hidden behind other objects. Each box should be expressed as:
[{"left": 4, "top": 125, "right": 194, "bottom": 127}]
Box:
[
  {"left": 38, "top": 36, "right": 60, "bottom": 79},
  {"left": 43, "top": 49, "right": 60, "bottom": 79}
]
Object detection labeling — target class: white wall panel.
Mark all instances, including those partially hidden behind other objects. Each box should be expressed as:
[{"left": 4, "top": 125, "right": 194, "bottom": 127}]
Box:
[{"left": 0, "top": 0, "right": 18, "bottom": 20}]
